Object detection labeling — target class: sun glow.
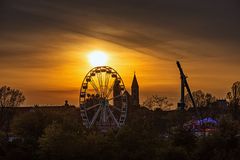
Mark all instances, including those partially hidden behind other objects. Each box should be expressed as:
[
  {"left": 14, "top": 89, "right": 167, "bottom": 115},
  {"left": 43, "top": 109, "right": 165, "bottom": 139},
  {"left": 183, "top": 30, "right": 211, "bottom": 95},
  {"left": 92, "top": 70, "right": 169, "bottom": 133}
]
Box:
[{"left": 88, "top": 50, "right": 108, "bottom": 67}]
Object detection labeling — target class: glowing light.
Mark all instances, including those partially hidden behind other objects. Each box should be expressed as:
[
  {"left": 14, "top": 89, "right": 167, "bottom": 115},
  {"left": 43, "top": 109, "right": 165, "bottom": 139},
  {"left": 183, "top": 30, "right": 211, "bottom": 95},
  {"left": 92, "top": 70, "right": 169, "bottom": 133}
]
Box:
[{"left": 88, "top": 50, "right": 108, "bottom": 67}]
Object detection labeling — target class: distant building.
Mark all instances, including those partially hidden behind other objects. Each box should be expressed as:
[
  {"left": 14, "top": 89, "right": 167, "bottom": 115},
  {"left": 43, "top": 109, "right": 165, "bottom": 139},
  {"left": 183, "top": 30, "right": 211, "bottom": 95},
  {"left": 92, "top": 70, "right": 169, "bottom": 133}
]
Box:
[
  {"left": 4, "top": 101, "right": 76, "bottom": 114},
  {"left": 112, "top": 72, "right": 140, "bottom": 107},
  {"left": 131, "top": 73, "right": 140, "bottom": 106}
]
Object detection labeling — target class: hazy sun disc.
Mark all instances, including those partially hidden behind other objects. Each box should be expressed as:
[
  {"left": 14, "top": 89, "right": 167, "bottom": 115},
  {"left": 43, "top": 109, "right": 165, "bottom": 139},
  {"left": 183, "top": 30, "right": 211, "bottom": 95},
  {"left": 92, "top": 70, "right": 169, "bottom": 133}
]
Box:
[{"left": 88, "top": 50, "right": 108, "bottom": 67}]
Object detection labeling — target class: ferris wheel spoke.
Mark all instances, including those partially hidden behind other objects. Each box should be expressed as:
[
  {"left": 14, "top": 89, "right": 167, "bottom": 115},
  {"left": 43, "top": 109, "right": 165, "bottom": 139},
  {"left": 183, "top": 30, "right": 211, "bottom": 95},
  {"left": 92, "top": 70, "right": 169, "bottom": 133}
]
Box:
[
  {"left": 113, "top": 106, "right": 121, "bottom": 112},
  {"left": 106, "top": 79, "right": 116, "bottom": 98},
  {"left": 90, "top": 78, "right": 100, "bottom": 95},
  {"left": 109, "top": 104, "right": 121, "bottom": 112},
  {"left": 103, "top": 72, "right": 110, "bottom": 97},
  {"left": 108, "top": 94, "right": 123, "bottom": 101},
  {"left": 106, "top": 86, "right": 113, "bottom": 98},
  {"left": 86, "top": 103, "right": 100, "bottom": 111},
  {"left": 97, "top": 72, "right": 103, "bottom": 96},
  {"left": 107, "top": 106, "right": 120, "bottom": 128},
  {"left": 89, "top": 106, "right": 102, "bottom": 128}
]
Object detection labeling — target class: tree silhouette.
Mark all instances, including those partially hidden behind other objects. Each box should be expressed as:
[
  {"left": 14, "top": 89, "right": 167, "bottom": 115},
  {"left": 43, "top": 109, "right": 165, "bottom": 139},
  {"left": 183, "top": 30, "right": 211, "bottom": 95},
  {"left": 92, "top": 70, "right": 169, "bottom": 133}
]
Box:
[
  {"left": 0, "top": 86, "right": 25, "bottom": 136},
  {"left": 0, "top": 86, "right": 25, "bottom": 108},
  {"left": 184, "top": 90, "right": 216, "bottom": 108},
  {"left": 226, "top": 81, "right": 240, "bottom": 105},
  {"left": 143, "top": 95, "right": 173, "bottom": 111},
  {"left": 226, "top": 81, "right": 240, "bottom": 120}
]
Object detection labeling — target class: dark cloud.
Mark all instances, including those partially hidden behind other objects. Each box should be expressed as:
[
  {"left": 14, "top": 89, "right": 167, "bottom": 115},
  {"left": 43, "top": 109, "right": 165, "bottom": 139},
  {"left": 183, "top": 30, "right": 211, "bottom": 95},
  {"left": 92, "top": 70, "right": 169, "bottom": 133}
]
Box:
[{"left": 1, "top": 0, "right": 240, "bottom": 67}]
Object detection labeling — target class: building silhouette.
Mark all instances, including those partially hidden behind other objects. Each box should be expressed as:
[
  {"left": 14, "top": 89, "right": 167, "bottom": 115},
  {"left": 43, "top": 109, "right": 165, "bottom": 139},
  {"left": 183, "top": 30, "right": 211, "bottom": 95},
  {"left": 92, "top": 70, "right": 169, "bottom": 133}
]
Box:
[
  {"left": 113, "top": 79, "right": 122, "bottom": 108},
  {"left": 131, "top": 73, "right": 139, "bottom": 106},
  {"left": 112, "top": 72, "right": 140, "bottom": 107}
]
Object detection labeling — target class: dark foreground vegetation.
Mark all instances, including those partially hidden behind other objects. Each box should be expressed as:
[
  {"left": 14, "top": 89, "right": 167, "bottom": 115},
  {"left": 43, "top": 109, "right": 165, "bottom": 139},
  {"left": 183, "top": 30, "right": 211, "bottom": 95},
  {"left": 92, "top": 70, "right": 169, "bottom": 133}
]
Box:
[
  {"left": 1, "top": 82, "right": 240, "bottom": 160},
  {"left": 0, "top": 105, "right": 239, "bottom": 160}
]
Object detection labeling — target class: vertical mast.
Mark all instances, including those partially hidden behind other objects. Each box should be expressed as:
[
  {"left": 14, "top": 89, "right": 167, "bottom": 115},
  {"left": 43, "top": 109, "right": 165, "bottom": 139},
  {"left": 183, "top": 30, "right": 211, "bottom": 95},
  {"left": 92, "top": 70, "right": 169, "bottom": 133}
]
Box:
[{"left": 176, "top": 61, "right": 196, "bottom": 110}]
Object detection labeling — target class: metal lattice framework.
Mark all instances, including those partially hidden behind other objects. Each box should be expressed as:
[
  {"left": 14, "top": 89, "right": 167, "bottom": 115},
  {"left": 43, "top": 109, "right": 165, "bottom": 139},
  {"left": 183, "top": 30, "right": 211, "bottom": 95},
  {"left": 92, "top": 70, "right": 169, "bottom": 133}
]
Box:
[{"left": 79, "top": 66, "right": 128, "bottom": 131}]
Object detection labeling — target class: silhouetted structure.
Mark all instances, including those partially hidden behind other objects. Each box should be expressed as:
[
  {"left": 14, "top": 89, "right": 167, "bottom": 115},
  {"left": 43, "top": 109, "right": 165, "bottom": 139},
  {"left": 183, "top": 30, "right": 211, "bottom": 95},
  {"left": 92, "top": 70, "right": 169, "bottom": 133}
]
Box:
[
  {"left": 79, "top": 66, "right": 128, "bottom": 131},
  {"left": 131, "top": 73, "right": 139, "bottom": 106},
  {"left": 113, "top": 72, "right": 140, "bottom": 109},
  {"left": 176, "top": 61, "right": 196, "bottom": 111},
  {"left": 113, "top": 79, "right": 122, "bottom": 108},
  {"left": 3, "top": 101, "right": 75, "bottom": 114}
]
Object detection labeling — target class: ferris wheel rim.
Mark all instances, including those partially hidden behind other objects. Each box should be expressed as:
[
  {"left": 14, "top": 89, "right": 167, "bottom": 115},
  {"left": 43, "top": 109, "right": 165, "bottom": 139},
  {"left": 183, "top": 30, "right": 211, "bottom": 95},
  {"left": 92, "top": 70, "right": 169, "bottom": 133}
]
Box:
[
  {"left": 79, "top": 66, "right": 128, "bottom": 130},
  {"left": 79, "top": 66, "right": 126, "bottom": 104}
]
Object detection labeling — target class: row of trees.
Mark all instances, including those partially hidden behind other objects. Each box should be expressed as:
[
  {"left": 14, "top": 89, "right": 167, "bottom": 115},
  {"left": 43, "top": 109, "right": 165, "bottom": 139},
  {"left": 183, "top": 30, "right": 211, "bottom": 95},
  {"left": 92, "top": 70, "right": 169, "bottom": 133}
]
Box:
[
  {"left": 143, "top": 81, "right": 240, "bottom": 111},
  {"left": 143, "top": 90, "right": 216, "bottom": 111}
]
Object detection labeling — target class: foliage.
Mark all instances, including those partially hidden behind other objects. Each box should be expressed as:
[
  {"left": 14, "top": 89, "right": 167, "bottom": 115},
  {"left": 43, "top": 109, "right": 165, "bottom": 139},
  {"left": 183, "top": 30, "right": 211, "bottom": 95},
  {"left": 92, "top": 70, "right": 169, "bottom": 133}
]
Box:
[
  {"left": 0, "top": 86, "right": 25, "bottom": 138},
  {"left": 1, "top": 103, "right": 240, "bottom": 160},
  {"left": 143, "top": 95, "right": 173, "bottom": 111},
  {"left": 11, "top": 111, "right": 47, "bottom": 141},
  {"left": 226, "top": 81, "right": 240, "bottom": 104},
  {"left": 38, "top": 122, "right": 83, "bottom": 160},
  {"left": 226, "top": 81, "right": 240, "bottom": 119},
  {"left": 170, "top": 127, "right": 196, "bottom": 152},
  {"left": 157, "top": 146, "right": 190, "bottom": 160},
  {"left": 194, "top": 117, "right": 240, "bottom": 160},
  {"left": 184, "top": 90, "right": 216, "bottom": 108},
  {"left": 0, "top": 86, "right": 25, "bottom": 108}
]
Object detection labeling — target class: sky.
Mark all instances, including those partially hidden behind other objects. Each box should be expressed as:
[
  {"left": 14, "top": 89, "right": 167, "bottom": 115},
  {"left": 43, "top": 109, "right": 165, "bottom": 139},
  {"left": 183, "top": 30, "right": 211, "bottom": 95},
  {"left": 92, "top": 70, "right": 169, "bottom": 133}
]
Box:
[{"left": 1, "top": 0, "right": 240, "bottom": 107}]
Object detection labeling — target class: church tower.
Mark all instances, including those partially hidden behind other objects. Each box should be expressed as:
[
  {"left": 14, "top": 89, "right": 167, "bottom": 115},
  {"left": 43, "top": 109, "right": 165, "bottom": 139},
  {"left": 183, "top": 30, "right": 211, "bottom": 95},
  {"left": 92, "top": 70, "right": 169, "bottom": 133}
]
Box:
[{"left": 131, "top": 73, "right": 139, "bottom": 106}]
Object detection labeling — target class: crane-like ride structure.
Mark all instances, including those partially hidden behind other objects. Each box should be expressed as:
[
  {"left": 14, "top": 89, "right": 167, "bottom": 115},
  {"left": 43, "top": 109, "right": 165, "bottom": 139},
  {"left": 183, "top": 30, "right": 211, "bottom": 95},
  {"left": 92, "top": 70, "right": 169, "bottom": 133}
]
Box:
[
  {"left": 177, "top": 61, "right": 206, "bottom": 136},
  {"left": 176, "top": 61, "right": 196, "bottom": 110}
]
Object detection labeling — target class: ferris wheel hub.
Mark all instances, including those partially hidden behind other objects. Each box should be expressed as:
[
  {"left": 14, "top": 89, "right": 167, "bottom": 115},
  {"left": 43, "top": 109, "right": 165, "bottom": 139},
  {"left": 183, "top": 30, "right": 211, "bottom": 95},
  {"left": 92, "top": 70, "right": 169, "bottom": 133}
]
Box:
[{"left": 99, "top": 98, "right": 109, "bottom": 107}]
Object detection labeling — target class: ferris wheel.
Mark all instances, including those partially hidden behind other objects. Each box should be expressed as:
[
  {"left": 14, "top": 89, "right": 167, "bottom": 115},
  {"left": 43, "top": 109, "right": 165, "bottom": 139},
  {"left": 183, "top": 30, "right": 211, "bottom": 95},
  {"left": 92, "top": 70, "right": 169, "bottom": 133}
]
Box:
[{"left": 79, "top": 66, "right": 128, "bottom": 131}]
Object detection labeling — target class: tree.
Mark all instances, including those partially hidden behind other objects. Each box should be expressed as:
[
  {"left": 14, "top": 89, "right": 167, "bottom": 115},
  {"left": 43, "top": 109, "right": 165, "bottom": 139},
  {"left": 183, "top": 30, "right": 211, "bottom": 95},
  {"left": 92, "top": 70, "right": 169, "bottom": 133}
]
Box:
[
  {"left": 170, "top": 127, "right": 196, "bottom": 152},
  {"left": 226, "top": 82, "right": 240, "bottom": 119},
  {"left": 11, "top": 111, "right": 48, "bottom": 141},
  {"left": 143, "top": 95, "right": 173, "bottom": 111},
  {"left": 39, "top": 122, "right": 76, "bottom": 160},
  {"left": 184, "top": 90, "right": 216, "bottom": 108},
  {"left": 0, "top": 86, "right": 25, "bottom": 108},
  {"left": 0, "top": 86, "right": 25, "bottom": 136},
  {"left": 11, "top": 110, "right": 83, "bottom": 160},
  {"left": 226, "top": 81, "right": 240, "bottom": 105},
  {"left": 38, "top": 121, "right": 84, "bottom": 160}
]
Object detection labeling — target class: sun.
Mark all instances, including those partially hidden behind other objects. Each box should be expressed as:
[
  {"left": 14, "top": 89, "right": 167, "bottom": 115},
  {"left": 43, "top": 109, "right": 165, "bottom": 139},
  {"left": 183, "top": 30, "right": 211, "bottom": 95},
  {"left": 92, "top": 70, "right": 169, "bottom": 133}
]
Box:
[{"left": 88, "top": 50, "right": 108, "bottom": 67}]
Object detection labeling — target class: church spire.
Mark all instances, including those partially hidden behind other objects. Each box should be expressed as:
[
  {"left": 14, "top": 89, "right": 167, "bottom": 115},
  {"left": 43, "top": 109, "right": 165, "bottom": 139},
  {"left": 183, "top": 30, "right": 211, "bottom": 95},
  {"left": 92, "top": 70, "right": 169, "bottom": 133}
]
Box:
[
  {"left": 131, "top": 72, "right": 139, "bottom": 88},
  {"left": 131, "top": 72, "right": 139, "bottom": 106}
]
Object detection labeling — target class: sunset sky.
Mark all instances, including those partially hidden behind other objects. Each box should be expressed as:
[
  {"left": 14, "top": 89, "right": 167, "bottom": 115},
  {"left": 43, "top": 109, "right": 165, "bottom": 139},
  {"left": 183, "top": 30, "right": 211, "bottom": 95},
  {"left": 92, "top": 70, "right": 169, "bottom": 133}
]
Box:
[{"left": 1, "top": 0, "right": 240, "bottom": 107}]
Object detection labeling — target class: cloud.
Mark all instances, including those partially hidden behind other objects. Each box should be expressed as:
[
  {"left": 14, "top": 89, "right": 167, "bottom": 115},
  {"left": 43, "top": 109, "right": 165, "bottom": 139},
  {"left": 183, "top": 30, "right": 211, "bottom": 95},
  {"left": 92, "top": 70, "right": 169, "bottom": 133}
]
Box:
[{"left": 1, "top": 0, "right": 239, "bottom": 66}]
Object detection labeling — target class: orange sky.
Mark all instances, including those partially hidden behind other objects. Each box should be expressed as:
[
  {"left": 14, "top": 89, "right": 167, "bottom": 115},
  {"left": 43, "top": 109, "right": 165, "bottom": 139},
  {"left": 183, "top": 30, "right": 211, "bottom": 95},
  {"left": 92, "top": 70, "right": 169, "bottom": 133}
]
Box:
[
  {"left": 1, "top": 34, "right": 239, "bottom": 107},
  {"left": 1, "top": 0, "right": 240, "bottom": 107}
]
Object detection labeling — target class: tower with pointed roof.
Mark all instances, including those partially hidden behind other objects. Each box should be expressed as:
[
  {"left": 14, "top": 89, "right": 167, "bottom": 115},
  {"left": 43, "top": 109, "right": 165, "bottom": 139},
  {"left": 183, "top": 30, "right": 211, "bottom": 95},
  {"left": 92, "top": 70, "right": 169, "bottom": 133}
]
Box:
[{"left": 131, "top": 73, "right": 139, "bottom": 106}]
